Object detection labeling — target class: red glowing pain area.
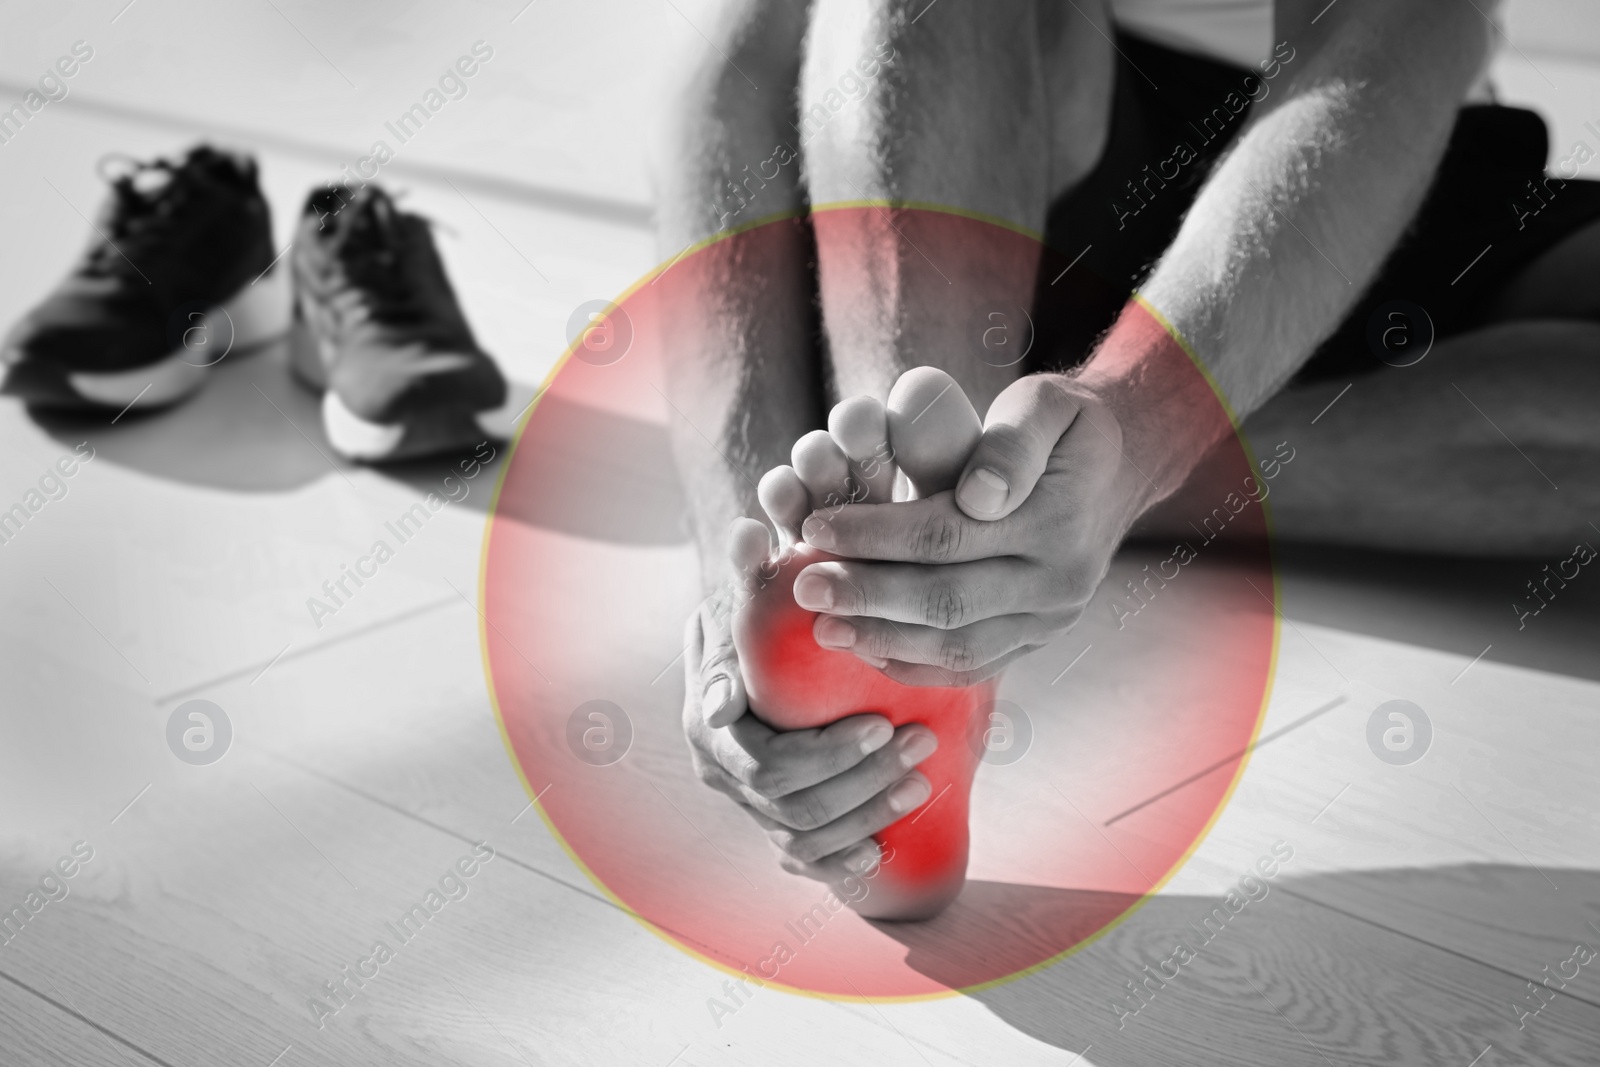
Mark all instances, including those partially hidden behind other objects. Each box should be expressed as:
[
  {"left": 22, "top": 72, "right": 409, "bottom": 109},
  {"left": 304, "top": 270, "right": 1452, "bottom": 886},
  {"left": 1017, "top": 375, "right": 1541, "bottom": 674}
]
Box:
[{"left": 481, "top": 208, "right": 1276, "bottom": 998}]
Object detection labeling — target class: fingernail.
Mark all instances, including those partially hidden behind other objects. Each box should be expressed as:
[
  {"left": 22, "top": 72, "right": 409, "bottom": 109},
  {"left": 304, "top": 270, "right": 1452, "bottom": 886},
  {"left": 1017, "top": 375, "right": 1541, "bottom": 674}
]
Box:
[
  {"left": 843, "top": 841, "right": 881, "bottom": 876},
  {"left": 704, "top": 676, "right": 731, "bottom": 717},
  {"left": 858, "top": 720, "right": 894, "bottom": 754},
  {"left": 888, "top": 776, "right": 931, "bottom": 814},
  {"left": 901, "top": 730, "right": 938, "bottom": 765},
  {"left": 802, "top": 514, "right": 837, "bottom": 549},
  {"left": 856, "top": 650, "right": 889, "bottom": 669},
  {"left": 794, "top": 572, "right": 834, "bottom": 611},
  {"left": 814, "top": 615, "right": 855, "bottom": 650},
  {"left": 958, "top": 467, "right": 1009, "bottom": 517}
]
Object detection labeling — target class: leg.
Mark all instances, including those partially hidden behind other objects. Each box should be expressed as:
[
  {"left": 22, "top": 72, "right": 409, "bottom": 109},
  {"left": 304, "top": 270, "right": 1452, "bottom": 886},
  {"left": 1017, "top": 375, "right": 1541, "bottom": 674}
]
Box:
[
  {"left": 799, "top": 0, "right": 1114, "bottom": 415},
  {"left": 1479, "top": 216, "right": 1600, "bottom": 324},
  {"left": 654, "top": 0, "right": 822, "bottom": 580},
  {"left": 1141, "top": 321, "right": 1600, "bottom": 555}
]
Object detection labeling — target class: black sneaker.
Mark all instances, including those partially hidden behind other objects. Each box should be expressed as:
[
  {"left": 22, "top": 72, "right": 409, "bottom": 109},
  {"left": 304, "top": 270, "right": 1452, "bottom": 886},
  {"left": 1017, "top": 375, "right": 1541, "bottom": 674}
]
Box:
[
  {"left": 2, "top": 145, "right": 289, "bottom": 410},
  {"left": 289, "top": 183, "right": 507, "bottom": 462}
]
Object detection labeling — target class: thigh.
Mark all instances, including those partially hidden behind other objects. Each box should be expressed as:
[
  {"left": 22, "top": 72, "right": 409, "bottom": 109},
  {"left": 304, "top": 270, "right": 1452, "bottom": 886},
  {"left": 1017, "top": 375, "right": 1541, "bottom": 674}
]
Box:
[{"left": 1480, "top": 212, "right": 1600, "bottom": 324}]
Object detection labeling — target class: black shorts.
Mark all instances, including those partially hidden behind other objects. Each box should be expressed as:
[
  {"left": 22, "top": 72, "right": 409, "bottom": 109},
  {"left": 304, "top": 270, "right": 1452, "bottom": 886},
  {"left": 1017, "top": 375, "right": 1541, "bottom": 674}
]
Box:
[{"left": 1032, "top": 32, "right": 1600, "bottom": 380}]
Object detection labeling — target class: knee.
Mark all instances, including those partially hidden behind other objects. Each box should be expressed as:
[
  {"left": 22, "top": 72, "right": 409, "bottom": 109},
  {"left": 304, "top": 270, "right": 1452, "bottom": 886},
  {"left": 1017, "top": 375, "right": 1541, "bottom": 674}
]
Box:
[
  {"left": 797, "top": 0, "right": 1047, "bottom": 178},
  {"left": 657, "top": 0, "right": 807, "bottom": 150}
]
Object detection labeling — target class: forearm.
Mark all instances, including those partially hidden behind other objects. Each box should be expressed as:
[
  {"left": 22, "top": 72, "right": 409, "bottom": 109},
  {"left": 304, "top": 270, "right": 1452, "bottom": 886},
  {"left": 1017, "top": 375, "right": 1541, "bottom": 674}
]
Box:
[
  {"left": 653, "top": 5, "right": 822, "bottom": 584},
  {"left": 1083, "top": 0, "right": 1494, "bottom": 501}
]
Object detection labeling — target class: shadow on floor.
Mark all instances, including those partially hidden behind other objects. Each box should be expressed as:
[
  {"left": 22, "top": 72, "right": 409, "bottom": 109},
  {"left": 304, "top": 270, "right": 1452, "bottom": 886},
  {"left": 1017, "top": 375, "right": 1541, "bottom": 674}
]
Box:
[
  {"left": 29, "top": 333, "right": 689, "bottom": 546},
  {"left": 877, "top": 865, "right": 1600, "bottom": 1067},
  {"left": 1271, "top": 542, "right": 1600, "bottom": 684}
]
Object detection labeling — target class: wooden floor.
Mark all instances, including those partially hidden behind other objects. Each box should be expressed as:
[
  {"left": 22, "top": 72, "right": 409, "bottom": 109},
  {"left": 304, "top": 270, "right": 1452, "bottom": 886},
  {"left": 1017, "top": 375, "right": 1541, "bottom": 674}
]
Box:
[{"left": 2, "top": 2, "right": 1598, "bottom": 1064}]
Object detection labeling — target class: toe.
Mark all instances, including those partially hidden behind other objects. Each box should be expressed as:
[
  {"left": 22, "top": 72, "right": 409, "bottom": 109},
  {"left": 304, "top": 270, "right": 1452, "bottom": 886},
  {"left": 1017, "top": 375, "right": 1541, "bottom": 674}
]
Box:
[
  {"left": 885, "top": 367, "right": 983, "bottom": 498},
  {"left": 728, "top": 516, "right": 771, "bottom": 576},
  {"left": 828, "top": 395, "right": 897, "bottom": 503},
  {"left": 791, "top": 428, "right": 853, "bottom": 512},
  {"left": 758, "top": 465, "right": 810, "bottom": 546}
]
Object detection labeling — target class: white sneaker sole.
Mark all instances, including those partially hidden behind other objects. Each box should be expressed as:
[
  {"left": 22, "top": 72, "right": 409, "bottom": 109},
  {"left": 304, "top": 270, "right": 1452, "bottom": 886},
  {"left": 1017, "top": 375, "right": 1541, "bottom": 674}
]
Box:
[
  {"left": 69, "top": 267, "right": 292, "bottom": 409},
  {"left": 322, "top": 389, "right": 507, "bottom": 463}
]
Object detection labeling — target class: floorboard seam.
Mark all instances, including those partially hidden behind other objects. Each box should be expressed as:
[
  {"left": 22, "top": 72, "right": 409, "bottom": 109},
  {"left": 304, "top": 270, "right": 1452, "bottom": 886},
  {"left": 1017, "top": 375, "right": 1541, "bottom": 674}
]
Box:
[
  {"left": 256, "top": 746, "right": 756, "bottom": 971},
  {"left": 1276, "top": 885, "right": 1600, "bottom": 1014},
  {"left": 2, "top": 81, "right": 653, "bottom": 230},
  {"left": 154, "top": 593, "right": 464, "bottom": 705},
  {"left": 0, "top": 965, "right": 177, "bottom": 1067}
]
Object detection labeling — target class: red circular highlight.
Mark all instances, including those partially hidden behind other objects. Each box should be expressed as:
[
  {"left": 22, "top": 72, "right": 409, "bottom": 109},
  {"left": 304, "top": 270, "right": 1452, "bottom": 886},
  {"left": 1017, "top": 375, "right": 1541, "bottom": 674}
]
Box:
[{"left": 481, "top": 208, "right": 1276, "bottom": 998}]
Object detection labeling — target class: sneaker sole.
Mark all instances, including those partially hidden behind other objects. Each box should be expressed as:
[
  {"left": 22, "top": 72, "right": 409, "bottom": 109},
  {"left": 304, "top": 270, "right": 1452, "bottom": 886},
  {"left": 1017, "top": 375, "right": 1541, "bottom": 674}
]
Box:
[
  {"left": 65, "top": 268, "right": 292, "bottom": 409},
  {"left": 322, "top": 389, "right": 505, "bottom": 463}
]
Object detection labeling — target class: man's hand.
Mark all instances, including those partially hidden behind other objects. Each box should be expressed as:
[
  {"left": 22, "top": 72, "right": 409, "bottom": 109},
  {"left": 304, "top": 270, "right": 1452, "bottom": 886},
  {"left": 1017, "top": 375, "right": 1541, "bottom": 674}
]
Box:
[
  {"left": 680, "top": 564, "right": 940, "bottom": 883},
  {"left": 796, "top": 374, "right": 1157, "bottom": 686}
]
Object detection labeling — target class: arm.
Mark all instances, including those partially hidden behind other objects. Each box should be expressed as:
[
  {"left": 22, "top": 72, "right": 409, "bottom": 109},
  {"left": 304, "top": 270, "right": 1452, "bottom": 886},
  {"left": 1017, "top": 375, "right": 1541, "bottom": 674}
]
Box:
[
  {"left": 791, "top": 0, "right": 1498, "bottom": 683},
  {"left": 1085, "top": 0, "right": 1497, "bottom": 497}
]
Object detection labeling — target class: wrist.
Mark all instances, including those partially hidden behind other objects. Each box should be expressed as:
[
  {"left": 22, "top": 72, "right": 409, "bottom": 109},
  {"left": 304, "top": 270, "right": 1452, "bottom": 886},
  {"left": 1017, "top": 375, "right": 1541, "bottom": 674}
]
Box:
[{"left": 1074, "top": 298, "right": 1238, "bottom": 512}]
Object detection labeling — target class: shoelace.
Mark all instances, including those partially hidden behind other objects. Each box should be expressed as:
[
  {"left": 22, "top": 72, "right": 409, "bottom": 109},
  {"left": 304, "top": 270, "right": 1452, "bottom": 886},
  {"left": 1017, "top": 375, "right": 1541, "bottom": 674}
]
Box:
[
  {"left": 84, "top": 153, "right": 197, "bottom": 277},
  {"left": 322, "top": 191, "right": 435, "bottom": 328}
]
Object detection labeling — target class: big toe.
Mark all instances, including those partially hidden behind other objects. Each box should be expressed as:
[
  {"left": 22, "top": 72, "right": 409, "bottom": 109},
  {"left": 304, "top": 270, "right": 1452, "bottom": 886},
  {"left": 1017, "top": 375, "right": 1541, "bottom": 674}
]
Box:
[{"left": 885, "top": 367, "right": 983, "bottom": 497}]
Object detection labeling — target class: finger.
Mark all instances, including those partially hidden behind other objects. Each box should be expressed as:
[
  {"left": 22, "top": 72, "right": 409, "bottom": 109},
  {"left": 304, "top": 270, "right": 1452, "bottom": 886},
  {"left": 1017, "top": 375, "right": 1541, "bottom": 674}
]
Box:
[
  {"left": 802, "top": 493, "right": 1012, "bottom": 564},
  {"left": 955, "top": 374, "right": 1084, "bottom": 521},
  {"left": 828, "top": 395, "right": 897, "bottom": 503},
  {"left": 752, "top": 723, "right": 937, "bottom": 830},
  {"left": 814, "top": 611, "right": 1047, "bottom": 674},
  {"left": 755, "top": 769, "right": 933, "bottom": 864},
  {"left": 878, "top": 643, "right": 1042, "bottom": 688},
  {"left": 774, "top": 838, "right": 886, "bottom": 887},
  {"left": 758, "top": 466, "right": 809, "bottom": 547},
  {"left": 723, "top": 711, "right": 897, "bottom": 800},
  {"left": 699, "top": 590, "right": 749, "bottom": 729},
  {"left": 793, "top": 557, "right": 1040, "bottom": 628}
]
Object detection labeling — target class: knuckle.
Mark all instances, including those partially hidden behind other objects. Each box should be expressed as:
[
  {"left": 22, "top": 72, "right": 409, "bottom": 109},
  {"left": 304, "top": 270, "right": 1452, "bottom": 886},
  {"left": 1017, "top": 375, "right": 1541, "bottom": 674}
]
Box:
[
  {"left": 746, "top": 761, "right": 791, "bottom": 799},
  {"left": 913, "top": 513, "right": 965, "bottom": 563},
  {"left": 923, "top": 580, "right": 970, "bottom": 629},
  {"left": 938, "top": 632, "right": 981, "bottom": 672},
  {"left": 776, "top": 790, "right": 829, "bottom": 832}
]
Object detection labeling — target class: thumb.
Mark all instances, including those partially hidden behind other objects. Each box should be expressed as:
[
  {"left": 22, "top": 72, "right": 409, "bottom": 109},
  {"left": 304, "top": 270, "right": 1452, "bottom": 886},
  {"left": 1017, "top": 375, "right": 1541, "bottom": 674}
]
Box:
[
  {"left": 699, "top": 595, "right": 748, "bottom": 729},
  {"left": 955, "top": 375, "right": 1083, "bottom": 521}
]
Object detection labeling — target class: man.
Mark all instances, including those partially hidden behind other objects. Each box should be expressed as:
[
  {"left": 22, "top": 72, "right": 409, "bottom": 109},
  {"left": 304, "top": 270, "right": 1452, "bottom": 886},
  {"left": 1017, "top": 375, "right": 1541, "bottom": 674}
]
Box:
[{"left": 656, "top": 0, "right": 1600, "bottom": 884}]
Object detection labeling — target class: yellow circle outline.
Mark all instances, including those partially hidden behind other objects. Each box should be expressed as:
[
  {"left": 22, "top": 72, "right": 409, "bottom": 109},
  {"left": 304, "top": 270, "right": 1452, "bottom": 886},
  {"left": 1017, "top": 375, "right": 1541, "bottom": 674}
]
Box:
[{"left": 474, "top": 203, "right": 1282, "bottom": 1004}]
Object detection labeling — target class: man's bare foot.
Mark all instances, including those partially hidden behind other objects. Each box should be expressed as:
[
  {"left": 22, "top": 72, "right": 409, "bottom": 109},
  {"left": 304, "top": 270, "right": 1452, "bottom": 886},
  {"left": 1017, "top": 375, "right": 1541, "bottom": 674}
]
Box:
[{"left": 731, "top": 368, "right": 992, "bottom": 921}]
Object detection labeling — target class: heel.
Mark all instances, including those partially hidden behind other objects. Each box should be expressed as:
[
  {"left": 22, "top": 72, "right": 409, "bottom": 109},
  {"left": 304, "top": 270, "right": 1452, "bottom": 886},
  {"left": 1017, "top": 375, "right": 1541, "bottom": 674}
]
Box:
[{"left": 218, "top": 266, "right": 291, "bottom": 350}]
